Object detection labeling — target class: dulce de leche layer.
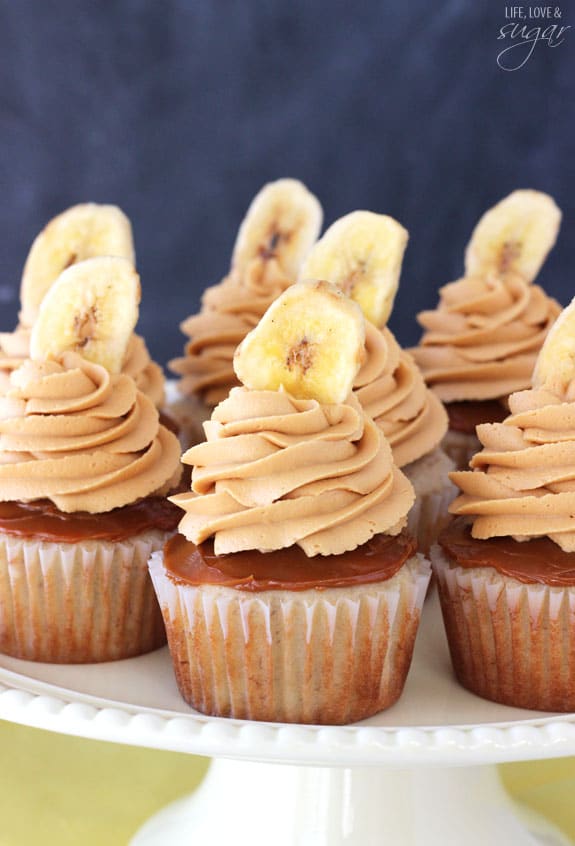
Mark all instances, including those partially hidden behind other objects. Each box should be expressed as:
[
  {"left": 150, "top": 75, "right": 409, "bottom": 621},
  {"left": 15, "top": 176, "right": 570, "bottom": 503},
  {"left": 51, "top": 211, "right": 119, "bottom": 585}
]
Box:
[
  {"left": 164, "top": 530, "right": 417, "bottom": 592},
  {"left": 445, "top": 400, "right": 508, "bottom": 434},
  {"left": 0, "top": 497, "right": 181, "bottom": 542},
  {"left": 440, "top": 517, "right": 575, "bottom": 586}
]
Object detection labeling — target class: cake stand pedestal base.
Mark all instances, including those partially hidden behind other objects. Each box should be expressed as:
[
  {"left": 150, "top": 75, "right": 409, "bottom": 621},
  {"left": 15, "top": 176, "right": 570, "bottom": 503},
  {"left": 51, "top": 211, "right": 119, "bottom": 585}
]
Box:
[{"left": 130, "top": 758, "right": 570, "bottom": 845}]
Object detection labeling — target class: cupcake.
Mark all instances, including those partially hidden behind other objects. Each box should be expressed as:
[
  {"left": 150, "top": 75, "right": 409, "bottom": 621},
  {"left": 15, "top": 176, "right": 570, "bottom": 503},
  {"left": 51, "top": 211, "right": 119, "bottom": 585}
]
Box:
[
  {"left": 0, "top": 203, "right": 166, "bottom": 408},
  {"left": 0, "top": 257, "right": 182, "bottom": 663},
  {"left": 300, "top": 211, "right": 455, "bottom": 553},
  {"left": 168, "top": 179, "right": 322, "bottom": 446},
  {"left": 150, "top": 280, "right": 430, "bottom": 724},
  {"left": 410, "top": 190, "right": 562, "bottom": 469},
  {"left": 432, "top": 295, "right": 575, "bottom": 711}
]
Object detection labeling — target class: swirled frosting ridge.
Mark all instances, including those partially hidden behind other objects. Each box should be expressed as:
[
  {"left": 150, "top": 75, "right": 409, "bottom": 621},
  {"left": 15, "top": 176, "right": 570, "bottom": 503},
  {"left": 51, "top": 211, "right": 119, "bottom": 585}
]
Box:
[{"left": 171, "top": 387, "right": 414, "bottom": 556}]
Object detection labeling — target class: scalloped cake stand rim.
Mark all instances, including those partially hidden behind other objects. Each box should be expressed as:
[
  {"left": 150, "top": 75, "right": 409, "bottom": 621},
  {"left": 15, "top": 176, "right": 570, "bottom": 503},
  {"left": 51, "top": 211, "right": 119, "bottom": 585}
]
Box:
[{"left": 1, "top": 593, "right": 575, "bottom": 768}]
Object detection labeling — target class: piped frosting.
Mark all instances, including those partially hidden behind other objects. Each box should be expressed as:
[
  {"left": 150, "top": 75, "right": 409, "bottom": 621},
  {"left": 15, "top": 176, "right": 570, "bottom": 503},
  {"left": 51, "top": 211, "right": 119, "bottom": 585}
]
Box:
[
  {"left": 171, "top": 388, "right": 414, "bottom": 557},
  {"left": 410, "top": 273, "right": 560, "bottom": 403}
]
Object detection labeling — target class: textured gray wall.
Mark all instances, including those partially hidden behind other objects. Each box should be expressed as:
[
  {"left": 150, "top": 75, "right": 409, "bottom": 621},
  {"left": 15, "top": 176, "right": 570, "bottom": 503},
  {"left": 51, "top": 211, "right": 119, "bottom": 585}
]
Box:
[{"left": 1, "top": 1, "right": 573, "bottom": 365}]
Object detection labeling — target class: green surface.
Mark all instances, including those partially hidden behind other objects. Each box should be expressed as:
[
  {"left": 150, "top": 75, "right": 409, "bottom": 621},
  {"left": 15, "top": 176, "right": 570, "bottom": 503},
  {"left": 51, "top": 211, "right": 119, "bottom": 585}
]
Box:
[
  {"left": 0, "top": 721, "right": 209, "bottom": 846},
  {"left": 0, "top": 719, "right": 574, "bottom": 845}
]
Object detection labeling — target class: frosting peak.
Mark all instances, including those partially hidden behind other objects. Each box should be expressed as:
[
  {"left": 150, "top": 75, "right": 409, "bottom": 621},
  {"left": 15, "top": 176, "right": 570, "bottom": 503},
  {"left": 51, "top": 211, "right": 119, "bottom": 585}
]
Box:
[
  {"left": 354, "top": 323, "right": 448, "bottom": 467},
  {"left": 0, "top": 327, "right": 165, "bottom": 407},
  {"left": 0, "top": 352, "right": 181, "bottom": 513},
  {"left": 169, "top": 257, "right": 293, "bottom": 407},
  {"left": 410, "top": 273, "right": 560, "bottom": 403},
  {"left": 171, "top": 387, "right": 414, "bottom": 556},
  {"left": 450, "top": 383, "right": 575, "bottom": 551}
]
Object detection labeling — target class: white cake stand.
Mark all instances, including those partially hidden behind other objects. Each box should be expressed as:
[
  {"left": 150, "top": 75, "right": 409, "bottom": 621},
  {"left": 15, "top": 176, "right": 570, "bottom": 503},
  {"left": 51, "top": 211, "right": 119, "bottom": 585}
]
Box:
[{"left": 1, "top": 593, "right": 573, "bottom": 846}]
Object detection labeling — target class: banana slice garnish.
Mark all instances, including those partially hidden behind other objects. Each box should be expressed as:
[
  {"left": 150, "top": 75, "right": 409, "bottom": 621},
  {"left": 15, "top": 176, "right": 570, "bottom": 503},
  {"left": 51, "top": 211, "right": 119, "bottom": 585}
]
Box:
[
  {"left": 532, "top": 295, "right": 575, "bottom": 395},
  {"left": 299, "top": 211, "right": 408, "bottom": 328},
  {"left": 464, "top": 190, "right": 561, "bottom": 283},
  {"left": 234, "top": 279, "right": 366, "bottom": 404},
  {"left": 232, "top": 179, "right": 322, "bottom": 278},
  {"left": 20, "top": 203, "right": 135, "bottom": 327},
  {"left": 30, "top": 256, "right": 141, "bottom": 374}
]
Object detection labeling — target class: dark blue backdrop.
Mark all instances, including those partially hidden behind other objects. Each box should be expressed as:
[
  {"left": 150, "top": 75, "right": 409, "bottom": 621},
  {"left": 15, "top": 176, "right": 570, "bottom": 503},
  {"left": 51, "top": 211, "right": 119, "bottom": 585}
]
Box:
[{"left": 1, "top": 2, "right": 573, "bottom": 365}]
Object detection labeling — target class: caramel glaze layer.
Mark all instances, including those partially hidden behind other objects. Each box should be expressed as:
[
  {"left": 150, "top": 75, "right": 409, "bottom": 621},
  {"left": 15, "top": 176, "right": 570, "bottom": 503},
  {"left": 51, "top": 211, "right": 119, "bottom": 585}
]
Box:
[
  {"left": 446, "top": 400, "right": 508, "bottom": 434},
  {"left": 440, "top": 517, "right": 575, "bottom": 587},
  {"left": 0, "top": 497, "right": 182, "bottom": 543},
  {"left": 164, "top": 531, "right": 417, "bottom": 592}
]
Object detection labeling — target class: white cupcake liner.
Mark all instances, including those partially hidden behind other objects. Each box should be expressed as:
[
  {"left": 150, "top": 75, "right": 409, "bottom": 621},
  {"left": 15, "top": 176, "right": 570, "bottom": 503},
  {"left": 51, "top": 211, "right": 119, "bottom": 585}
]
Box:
[
  {"left": 431, "top": 544, "right": 575, "bottom": 712},
  {"left": 149, "top": 551, "right": 431, "bottom": 724},
  {"left": 441, "top": 429, "right": 480, "bottom": 471},
  {"left": 0, "top": 529, "right": 171, "bottom": 663},
  {"left": 403, "top": 447, "right": 457, "bottom": 554}
]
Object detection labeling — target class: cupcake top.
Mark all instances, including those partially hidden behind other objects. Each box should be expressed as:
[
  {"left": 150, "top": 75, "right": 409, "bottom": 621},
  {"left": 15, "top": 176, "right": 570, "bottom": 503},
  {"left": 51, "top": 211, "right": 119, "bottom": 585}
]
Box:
[
  {"left": 169, "top": 179, "right": 322, "bottom": 407},
  {"left": 1, "top": 203, "right": 166, "bottom": 407},
  {"left": 410, "top": 190, "right": 562, "bottom": 404},
  {"left": 171, "top": 280, "right": 414, "bottom": 557},
  {"left": 0, "top": 257, "right": 181, "bottom": 514},
  {"left": 299, "top": 211, "right": 448, "bottom": 467},
  {"left": 450, "top": 296, "right": 575, "bottom": 552}
]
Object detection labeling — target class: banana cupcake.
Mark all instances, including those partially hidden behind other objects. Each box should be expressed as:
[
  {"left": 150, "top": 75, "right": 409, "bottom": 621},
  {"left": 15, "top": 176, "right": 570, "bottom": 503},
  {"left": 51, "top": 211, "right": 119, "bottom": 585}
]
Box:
[
  {"left": 433, "top": 295, "right": 575, "bottom": 711},
  {"left": 300, "top": 211, "right": 455, "bottom": 553},
  {"left": 150, "top": 281, "right": 430, "bottom": 724},
  {"left": 168, "top": 179, "right": 322, "bottom": 445},
  {"left": 0, "top": 204, "right": 165, "bottom": 408},
  {"left": 0, "top": 257, "right": 182, "bottom": 663},
  {"left": 410, "top": 191, "right": 561, "bottom": 469}
]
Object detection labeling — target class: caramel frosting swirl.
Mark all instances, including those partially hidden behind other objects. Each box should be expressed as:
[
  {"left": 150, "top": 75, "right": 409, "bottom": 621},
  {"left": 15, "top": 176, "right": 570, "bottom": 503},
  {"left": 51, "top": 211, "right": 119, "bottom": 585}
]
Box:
[
  {"left": 171, "top": 387, "right": 414, "bottom": 556},
  {"left": 450, "top": 384, "right": 575, "bottom": 551},
  {"left": 0, "top": 327, "right": 165, "bottom": 407},
  {"left": 410, "top": 273, "right": 560, "bottom": 403},
  {"left": 0, "top": 352, "right": 181, "bottom": 513},
  {"left": 169, "top": 257, "right": 293, "bottom": 407},
  {"left": 354, "top": 323, "right": 448, "bottom": 467},
  {"left": 121, "top": 334, "right": 165, "bottom": 407}
]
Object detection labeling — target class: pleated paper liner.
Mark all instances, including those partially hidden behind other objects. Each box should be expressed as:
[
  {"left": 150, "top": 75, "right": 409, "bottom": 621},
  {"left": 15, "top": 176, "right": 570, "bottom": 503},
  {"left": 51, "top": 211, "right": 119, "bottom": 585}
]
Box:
[
  {"left": 432, "top": 545, "right": 575, "bottom": 712},
  {"left": 0, "top": 529, "right": 171, "bottom": 663},
  {"left": 149, "top": 551, "right": 431, "bottom": 724}
]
